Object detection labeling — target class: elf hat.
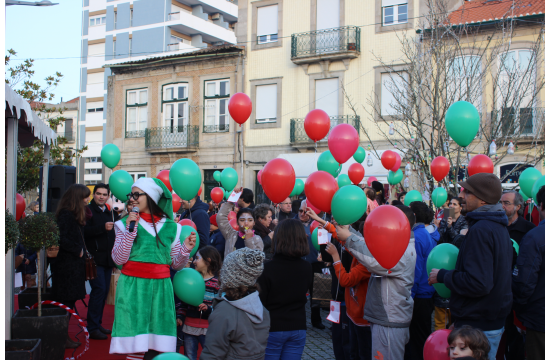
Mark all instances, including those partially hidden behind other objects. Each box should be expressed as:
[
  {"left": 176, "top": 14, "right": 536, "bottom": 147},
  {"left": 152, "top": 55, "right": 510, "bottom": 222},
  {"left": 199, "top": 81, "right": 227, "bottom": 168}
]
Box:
[{"left": 132, "top": 177, "right": 173, "bottom": 216}]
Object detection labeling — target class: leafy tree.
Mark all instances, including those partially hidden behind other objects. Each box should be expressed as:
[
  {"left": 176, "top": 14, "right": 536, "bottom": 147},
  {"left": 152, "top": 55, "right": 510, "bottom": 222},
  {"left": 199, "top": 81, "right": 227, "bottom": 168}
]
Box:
[
  {"left": 5, "top": 210, "right": 20, "bottom": 255},
  {"left": 5, "top": 49, "right": 87, "bottom": 193}
]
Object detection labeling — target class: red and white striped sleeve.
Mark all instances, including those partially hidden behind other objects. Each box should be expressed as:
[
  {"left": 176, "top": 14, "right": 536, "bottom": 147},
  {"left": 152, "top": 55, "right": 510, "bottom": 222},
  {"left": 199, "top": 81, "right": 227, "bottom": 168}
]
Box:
[
  {"left": 171, "top": 239, "right": 191, "bottom": 271},
  {"left": 112, "top": 221, "right": 137, "bottom": 265}
]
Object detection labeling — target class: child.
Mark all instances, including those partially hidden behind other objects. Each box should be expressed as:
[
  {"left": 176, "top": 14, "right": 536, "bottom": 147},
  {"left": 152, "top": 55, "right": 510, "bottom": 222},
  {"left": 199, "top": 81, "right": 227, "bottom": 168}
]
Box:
[
  {"left": 200, "top": 248, "right": 270, "bottom": 360},
  {"left": 448, "top": 325, "right": 490, "bottom": 360},
  {"left": 180, "top": 246, "right": 221, "bottom": 360}
]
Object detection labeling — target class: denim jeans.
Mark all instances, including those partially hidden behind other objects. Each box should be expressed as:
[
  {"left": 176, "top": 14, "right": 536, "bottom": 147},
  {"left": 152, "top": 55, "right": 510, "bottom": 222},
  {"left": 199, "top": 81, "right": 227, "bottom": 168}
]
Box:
[
  {"left": 87, "top": 265, "right": 112, "bottom": 332},
  {"left": 265, "top": 330, "right": 307, "bottom": 360},
  {"left": 484, "top": 327, "right": 504, "bottom": 360},
  {"left": 183, "top": 333, "right": 206, "bottom": 360},
  {"left": 349, "top": 322, "right": 372, "bottom": 360}
]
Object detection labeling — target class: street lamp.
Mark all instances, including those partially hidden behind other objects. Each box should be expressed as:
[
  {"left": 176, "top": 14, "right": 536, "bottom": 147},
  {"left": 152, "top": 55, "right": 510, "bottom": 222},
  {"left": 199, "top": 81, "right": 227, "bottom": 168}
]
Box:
[{"left": 6, "top": 0, "right": 58, "bottom": 6}]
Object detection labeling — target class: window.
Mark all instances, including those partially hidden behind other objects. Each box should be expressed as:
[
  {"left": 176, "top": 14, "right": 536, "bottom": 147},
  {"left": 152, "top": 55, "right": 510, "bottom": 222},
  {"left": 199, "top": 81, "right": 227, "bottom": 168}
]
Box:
[
  {"left": 85, "top": 156, "right": 102, "bottom": 163},
  {"left": 85, "top": 180, "right": 100, "bottom": 185},
  {"left": 126, "top": 89, "right": 148, "bottom": 137},
  {"left": 447, "top": 55, "right": 482, "bottom": 109},
  {"left": 162, "top": 83, "right": 189, "bottom": 130},
  {"left": 87, "top": 107, "right": 104, "bottom": 113},
  {"left": 255, "top": 84, "right": 277, "bottom": 123},
  {"left": 382, "top": 0, "right": 407, "bottom": 26},
  {"left": 130, "top": 9, "right": 133, "bottom": 27},
  {"left": 90, "top": 15, "right": 106, "bottom": 27},
  {"left": 204, "top": 79, "right": 230, "bottom": 132},
  {"left": 128, "top": 172, "right": 147, "bottom": 182},
  {"left": 257, "top": 5, "right": 278, "bottom": 44},
  {"left": 381, "top": 71, "right": 408, "bottom": 116},
  {"left": 114, "top": 11, "right": 117, "bottom": 28},
  {"left": 85, "top": 169, "right": 103, "bottom": 174}
]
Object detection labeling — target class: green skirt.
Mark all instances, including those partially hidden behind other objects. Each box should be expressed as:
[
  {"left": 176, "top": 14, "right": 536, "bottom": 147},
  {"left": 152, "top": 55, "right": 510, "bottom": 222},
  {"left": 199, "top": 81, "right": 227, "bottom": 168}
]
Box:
[{"left": 109, "top": 274, "right": 176, "bottom": 354}]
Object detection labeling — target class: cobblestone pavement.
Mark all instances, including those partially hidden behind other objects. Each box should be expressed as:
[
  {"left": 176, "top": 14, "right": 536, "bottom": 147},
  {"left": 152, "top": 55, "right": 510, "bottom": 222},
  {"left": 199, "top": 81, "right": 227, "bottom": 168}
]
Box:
[{"left": 303, "top": 305, "right": 335, "bottom": 360}]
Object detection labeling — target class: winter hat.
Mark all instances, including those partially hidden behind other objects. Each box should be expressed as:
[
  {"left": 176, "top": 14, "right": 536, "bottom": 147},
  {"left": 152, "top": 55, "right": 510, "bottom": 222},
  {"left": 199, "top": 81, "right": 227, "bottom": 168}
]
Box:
[
  {"left": 458, "top": 173, "right": 502, "bottom": 205},
  {"left": 220, "top": 248, "right": 265, "bottom": 289},
  {"left": 210, "top": 214, "right": 218, "bottom": 227},
  {"left": 132, "top": 177, "right": 173, "bottom": 216}
]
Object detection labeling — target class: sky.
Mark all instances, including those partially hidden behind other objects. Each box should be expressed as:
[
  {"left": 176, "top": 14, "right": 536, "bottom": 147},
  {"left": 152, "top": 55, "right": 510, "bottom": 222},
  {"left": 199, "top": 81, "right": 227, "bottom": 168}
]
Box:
[{"left": 6, "top": 0, "right": 82, "bottom": 103}]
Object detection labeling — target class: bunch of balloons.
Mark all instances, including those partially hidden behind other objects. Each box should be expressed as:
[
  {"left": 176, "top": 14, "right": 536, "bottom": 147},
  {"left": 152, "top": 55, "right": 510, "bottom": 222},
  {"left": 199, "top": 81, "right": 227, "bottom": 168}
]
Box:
[{"left": 519, "top": 167, "right": 543, "bottom": 202}]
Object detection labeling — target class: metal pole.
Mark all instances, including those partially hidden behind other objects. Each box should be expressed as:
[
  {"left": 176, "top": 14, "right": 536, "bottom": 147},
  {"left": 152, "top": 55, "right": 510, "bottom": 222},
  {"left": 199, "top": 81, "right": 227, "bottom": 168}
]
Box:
[
  {"left": 41, "top": 144, "right": 50, "bottom": 296},
  {"left": 240, "top": 130, "right": 244, "bottom": 187},
  {"left": 6, "top": 115, "right": 18, "bottom": 339}
]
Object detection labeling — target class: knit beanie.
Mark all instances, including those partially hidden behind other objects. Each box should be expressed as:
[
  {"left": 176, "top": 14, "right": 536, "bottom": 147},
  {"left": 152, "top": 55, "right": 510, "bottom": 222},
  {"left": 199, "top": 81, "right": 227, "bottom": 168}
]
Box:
[
  {"left": 219, "top": 248, "right": 265, "bottom": 289},
  {"left": 458, "top": 173, "right": 502, "bottom": 204}
]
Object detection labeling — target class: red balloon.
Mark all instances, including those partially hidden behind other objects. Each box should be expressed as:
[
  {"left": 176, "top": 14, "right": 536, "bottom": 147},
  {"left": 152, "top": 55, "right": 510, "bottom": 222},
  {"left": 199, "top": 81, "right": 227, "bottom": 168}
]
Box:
[
  {"left": 211, "top": 187, "right": 224, "bottom": 204},
  {"left": 261, "top": 158, "right": 296, "bottom": 204},
  {"left": 363, "top": 205, "right": 411, "bottom": 270},
  {"left": 178, "top": 218, "right": 197, "bottom": 230},
  {"left": 431, "top": 156, "right": 450, "bottom": 182},
  {"left": 16, "top": 194, "right": 26, "bottom": 221},
  {"left": 423, "top": 329, "right": 452, "bottom": 360},
  {"left": 328, "top": 124, "right": 359, "bottom": 164},
  {"left": 381, "top": 150, "right": 397, "bottom": 170},
  {"left": 229, "top": 218, "right": 240, "bottom": 231},
  {"left": 257, "top": 169, "right": 263, "bottom": 185},
  {"left": 304, "top": 109, "right": 331, "bottom": 142},
  {"left": 305, "top": 171, "right": 339, "bottom": 213},
  {"left": 209, "top": 214, "right": 218, "bottom": 227},
  {"left": 228, "top": 211, "right": 237, "bottom": 222},
  {"left": 348, "top": 163, "right": 365, "bottom": 185},
  {"left": 197, "top": 187, "right": 202, "bottom": 197},
  {"left": 367, "top": 176, "right": 377, "bottom": 186},
  {"left": 172, "top": 194, "right": 182, "bottom": 213},
  {"left": 228, "top": 93, "right": 252, "bottom": 125},
  {"left": 310, "top": 220, "right": 320, "bottom": 234},
  {"left": 390, "top": 154, "right": 402, "bottom": 172},
  {"left": 156, "top": 170, "right": 172, "bottom": 192},
  {"left": 468, "top": 154, "right": 494, "bottom": 176},
  {"left": 306, "top": 198, "right": 321, "bottom": 215}
]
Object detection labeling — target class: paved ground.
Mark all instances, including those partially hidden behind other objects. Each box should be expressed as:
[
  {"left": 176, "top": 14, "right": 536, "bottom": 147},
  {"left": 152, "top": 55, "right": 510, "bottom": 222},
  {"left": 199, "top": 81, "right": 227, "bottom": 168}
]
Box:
[{"left": 303, "top": 305, "right": 335, "bottom": 360}]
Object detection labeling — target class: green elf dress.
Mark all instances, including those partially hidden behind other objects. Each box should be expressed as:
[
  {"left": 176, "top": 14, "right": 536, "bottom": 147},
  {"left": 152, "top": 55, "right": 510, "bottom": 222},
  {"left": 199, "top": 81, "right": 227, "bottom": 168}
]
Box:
[{"left": 109, "top": 178, "right": 186, "bottom": 354}]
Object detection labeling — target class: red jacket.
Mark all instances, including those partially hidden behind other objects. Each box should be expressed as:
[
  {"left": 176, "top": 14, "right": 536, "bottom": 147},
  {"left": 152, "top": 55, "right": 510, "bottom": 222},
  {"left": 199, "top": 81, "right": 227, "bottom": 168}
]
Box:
[{"left": 333, "top": 257, "right": 371, "bottom": 326}]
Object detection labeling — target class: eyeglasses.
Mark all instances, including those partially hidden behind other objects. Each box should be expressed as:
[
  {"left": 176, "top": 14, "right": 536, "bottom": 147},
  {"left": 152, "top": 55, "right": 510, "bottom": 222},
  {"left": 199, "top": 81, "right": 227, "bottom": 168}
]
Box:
[
  {"left": 298, "top": 209, "right": 306, "bottom": 214},
  {"left": 126, "top": 192, "right": 146, "bottom": 201}
]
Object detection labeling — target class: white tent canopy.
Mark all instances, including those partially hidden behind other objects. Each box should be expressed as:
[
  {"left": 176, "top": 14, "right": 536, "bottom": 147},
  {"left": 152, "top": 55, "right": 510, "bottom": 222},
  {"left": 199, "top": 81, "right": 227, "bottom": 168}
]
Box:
[{"left": 277, "top": 149, "right": 407, "bottom": 184}]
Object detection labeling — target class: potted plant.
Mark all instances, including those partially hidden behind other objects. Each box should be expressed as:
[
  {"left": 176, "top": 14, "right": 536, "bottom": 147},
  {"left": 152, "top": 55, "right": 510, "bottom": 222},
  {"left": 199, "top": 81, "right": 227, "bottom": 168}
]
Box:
[
  {"left": 12, "top": 213, "right": 69, "bottom": 360},
  {"left": 5, "top": 339, "right": 41, "bottom": 360}
]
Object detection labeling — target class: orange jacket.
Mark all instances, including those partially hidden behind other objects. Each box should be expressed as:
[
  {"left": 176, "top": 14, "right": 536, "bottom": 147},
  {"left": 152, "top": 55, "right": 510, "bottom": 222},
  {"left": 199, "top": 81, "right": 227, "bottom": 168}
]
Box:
[
  {"left": 322, "top": 221, "right": 339, "bottom": 241},
  {"left": 333, "top": 257, "right": 371, "bottom": 326}
]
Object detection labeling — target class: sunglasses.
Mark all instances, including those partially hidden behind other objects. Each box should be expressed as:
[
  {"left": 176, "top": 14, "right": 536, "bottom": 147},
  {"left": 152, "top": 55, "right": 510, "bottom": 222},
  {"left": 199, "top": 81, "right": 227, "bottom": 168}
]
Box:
[
  {"left": 126, "top": 192, "right": 146, "bottom": 201},
  {"left": 299, "top": 209, "right": 306, "bottom": 214}
]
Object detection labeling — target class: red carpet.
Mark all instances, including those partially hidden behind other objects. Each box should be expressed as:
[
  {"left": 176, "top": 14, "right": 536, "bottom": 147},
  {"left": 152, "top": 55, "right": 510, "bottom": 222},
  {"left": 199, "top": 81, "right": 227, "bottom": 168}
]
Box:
[{"left": 14, "top": 295, "right": 194, "bottom": 360}]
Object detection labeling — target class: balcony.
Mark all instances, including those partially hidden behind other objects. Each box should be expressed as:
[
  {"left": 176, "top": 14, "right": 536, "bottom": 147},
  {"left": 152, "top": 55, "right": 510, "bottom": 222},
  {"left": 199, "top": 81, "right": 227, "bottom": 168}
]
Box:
[
  {"left": 166, "top": 42, "right": 200, "bottom": 53},
  {"left": 203, "top": 124, "right": 230, "bottom": 133},
  {"left": 166, "top": 10, "right": 237, "bottom": 44},
  {"left": 290, "top": 115, "right": 360, "bottom": 146},
  {"left": 55, "top": 131, "right": 76, "bottom": 143},
  {"left": 291, "top": 26, "right": 360, "bottom": 65},
  {"left": 489, "top": 107, "right": 544, "bottom": 139},
  {"left": 125, "top": 130, "right": 145, "bottom": 138},
  {"left": 145, "top": 126, "right": 199, "bottom": 153}
]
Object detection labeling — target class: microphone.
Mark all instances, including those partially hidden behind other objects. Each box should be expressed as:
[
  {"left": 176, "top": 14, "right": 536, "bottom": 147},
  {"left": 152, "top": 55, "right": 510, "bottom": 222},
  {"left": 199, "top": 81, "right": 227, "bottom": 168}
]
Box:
[{"left": 128, "top": 207, "right": 139, "bottom": 232}]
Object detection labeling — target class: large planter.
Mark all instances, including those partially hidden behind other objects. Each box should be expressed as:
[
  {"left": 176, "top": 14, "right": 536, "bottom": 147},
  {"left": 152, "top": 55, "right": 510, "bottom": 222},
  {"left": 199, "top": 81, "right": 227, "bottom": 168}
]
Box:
[
  {"left": 12, "top": 308, "right": 70, "bottom": 360},
  {"left": 17, "top": 288, "right": 56, "bottom": 311},
  {"left": 5, "top": 339, "right": 41, "bottom": 360}
]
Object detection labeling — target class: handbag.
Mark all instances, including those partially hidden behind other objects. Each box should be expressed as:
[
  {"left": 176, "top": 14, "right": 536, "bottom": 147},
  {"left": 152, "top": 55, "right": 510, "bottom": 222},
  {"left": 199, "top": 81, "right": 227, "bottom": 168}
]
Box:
[{"left": 79, "top": 228, "right": 97, "bottom": 281}]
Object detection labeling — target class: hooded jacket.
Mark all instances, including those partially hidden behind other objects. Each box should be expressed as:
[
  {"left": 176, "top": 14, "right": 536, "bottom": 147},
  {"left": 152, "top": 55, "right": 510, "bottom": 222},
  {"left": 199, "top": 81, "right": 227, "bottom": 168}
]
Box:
[
  {"left": 411, "top": 223, "right": 436, "bottom": 299},
  {"left": 341, "top": 227, "right": 416, "bottom": 328},
  {"left": 217, "top": 202, "right": 264, "bottom": 259},
  {"left": 200, "top": 291, "right": 270, "bottom": 360},
  {"left": 180, "top": 198, "right": 211, "bottom": 249},
  {"left": 437, "top": 203, "right": 513, "bottom": 331}
]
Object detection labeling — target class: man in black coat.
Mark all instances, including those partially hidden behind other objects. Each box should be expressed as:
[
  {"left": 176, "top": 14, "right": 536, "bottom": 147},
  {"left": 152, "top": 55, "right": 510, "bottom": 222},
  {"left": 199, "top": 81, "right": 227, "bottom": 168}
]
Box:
[
  {"left": 276, "top": 197, "right": 296, "bottom": 223},
  {"left": 501, "top": 190, "right": 536, "bottom": 245},
  {"left": 429, "top": 173, "right": 513, "bottom": 360},
  {"left": 83, "top": 184, "right": 119, "bottom": 340},
  {"left": 179, "top": 196, "right": 210, "bottom": 250}
]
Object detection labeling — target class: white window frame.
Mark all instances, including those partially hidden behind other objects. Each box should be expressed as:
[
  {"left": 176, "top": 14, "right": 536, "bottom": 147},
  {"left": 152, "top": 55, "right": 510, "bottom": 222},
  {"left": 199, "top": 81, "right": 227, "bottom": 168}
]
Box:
[
  {"left": 204, "top": 79, "right": 230, "bottom": 132},
  {"left": 381, "top": 71, "right": 409, "bottom": 116},
  {"left": 447, "top": 55, "right": 483, "bottom": 110},
  {"left": 89, "top": 15, "right": 106, "bottom": 27},
  {"left": 255, "top": 84, "right": 277, "bottom": 123},
  {"left": 128, "top": 172, "right": 147, "bottom": 182},
  {"left": 257, "top": 5, "right": 278, "bottom": 44},
  {"left": 382, "top": 2, "right": 407, "bottom": 26},
  {"left": 126, "top": 89, "right": 148, "bottom": 136},
  {"left": 163, "top": 83, "right": 189, "bottom": 130}
]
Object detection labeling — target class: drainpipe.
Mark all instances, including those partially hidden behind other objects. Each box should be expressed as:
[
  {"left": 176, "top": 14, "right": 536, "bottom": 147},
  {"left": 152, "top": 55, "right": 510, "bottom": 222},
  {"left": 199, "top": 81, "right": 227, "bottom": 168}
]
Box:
[
  {"left": 233, "top": 54, "right": 240, "bottom": 180},
  {"left": 241, "top": 55, "right": 245, "bottom": 187}
]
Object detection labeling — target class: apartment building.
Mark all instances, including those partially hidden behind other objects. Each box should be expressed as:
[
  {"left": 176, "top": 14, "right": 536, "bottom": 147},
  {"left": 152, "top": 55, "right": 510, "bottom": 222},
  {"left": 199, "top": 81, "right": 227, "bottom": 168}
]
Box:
[{"left": 80, "top": 0, "right": 238, "bottom": 185}]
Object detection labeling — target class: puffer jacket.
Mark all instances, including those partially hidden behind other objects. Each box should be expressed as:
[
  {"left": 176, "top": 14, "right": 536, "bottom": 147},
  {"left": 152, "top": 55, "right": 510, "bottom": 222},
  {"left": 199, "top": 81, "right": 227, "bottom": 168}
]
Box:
[
  {"left": 342, "top": 227, "right": 416, "bottom": 328},
  {"left": 438, "top": 215, "right": 468, "bottom": 244},
  {"left": 217, "top": 202, "right": 264, "bottom": 259}
]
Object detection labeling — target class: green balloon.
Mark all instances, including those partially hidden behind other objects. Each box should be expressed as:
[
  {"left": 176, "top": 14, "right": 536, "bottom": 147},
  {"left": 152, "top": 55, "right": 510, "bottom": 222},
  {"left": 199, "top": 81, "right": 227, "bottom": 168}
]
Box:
[
  {"left": 180, "top": 225, "right": 199, "bottom": 257},
  {"left": 221, "top": 168, "right": 238, "bottom": 192},
  {"left": 224, "top": 190, "right": 231, "bottom": 200},
  {"left": 519, "top": 167, "right": 542, "bottom": 198},
  {"left": 531, "top": 175, "right": 545, "bottom": 205},
  {"left": 404, "top": 190, "right": 423, "bottom": 206},
  {"left": 317, "top": 151, "right": 340, "bottom": 177},
  {"left": 388, "top": 169, "right": 403, "bottom": 185},
  {"left": 170, "top": 159, "right": 202, "bottom": 201},
  {"left": 426, "top": 243, "right": 459, "bottom": 298},
  {"left": 432, "top": 187, "right": 448, "bottom": 208},
  {"left": 519, "top": 189, "right": 529, "bottom": 202},
  {"left": 153, "top": 353, "right": 190, "bottom": 360},
  {"left": 173, "top": 268, "right": 206, "bottom": 307},
  {"left": 331, "top": 185, "right": 368, "bottom": 225},
  {"left": 109, "top": 170, "right": 134, "bottom": 201},
  {"left": 353, "top": 147, "right": 366, "bottom": 163},
  {"left": 511, "top": 238, "right": 519, "bottom": 256},
  {"left": 213, "top": 171, "right": 221, "bottom": 182},
  {"left": 337, "top": 174, "right": 352, "bottom": 188},
  {"left": 292, "top": 179, "right": 305, "bottom": 197},
  {"left": 101, "top": 144, "right": 121, "bottom": 169},
  {"left": 311, "top": 228, "right": 320, "bottom": 251},
  {"left": 445, "top": 101, "right": 480, "bottom": 147}
]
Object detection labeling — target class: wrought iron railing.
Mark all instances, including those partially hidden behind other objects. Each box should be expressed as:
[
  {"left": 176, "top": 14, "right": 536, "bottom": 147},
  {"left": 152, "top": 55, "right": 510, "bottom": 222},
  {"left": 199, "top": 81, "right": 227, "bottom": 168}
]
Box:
[
  {"left": 126, "top": 130, "right": 145, "bottom": 138},
  {"left": 203, "top": 124, "right": 230, "bottom": 133},
  {"left": 489, "top": 107, "right": 544, "bottom": 136},
  {"left": 291, "top": 26, "right": 360, "bottom": 58},
  {"left": 290, "top": 115, "right": 360, "bottom": 144},
  {"left": 145, "top": 126, "right": 199, "bottom": 150}
]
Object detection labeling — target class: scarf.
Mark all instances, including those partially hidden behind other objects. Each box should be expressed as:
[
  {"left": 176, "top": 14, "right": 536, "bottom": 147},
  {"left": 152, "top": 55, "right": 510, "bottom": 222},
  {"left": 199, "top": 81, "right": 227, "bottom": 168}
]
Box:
[
  {"left": 253, "top": 221, "right": 275, "bottom": 239},
  {"left": 140, "top": 213, "right": 163, "bottom": 223}
]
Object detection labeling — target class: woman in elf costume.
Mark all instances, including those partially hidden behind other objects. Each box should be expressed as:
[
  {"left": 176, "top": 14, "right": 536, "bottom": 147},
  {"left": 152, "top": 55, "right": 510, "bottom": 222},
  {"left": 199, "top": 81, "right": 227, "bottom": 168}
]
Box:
[{"left": 109, "top": 178, "right": 196, "bottom": 359}]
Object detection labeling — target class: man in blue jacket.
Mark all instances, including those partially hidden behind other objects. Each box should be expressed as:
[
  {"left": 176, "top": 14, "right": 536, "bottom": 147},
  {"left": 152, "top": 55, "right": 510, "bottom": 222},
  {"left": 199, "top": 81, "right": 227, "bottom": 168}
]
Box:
[
  {"left": 429, "top": 173, "right": 513, "bottom": 360},
  {"left": 406, "top": 201, "right": 436, "bottom": 360},
  {"left": 179, "top": 196, "right": 210, "bottom": 250},
  {"left": 512, "top": 185, "right": 544, "bottom": 359}
]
